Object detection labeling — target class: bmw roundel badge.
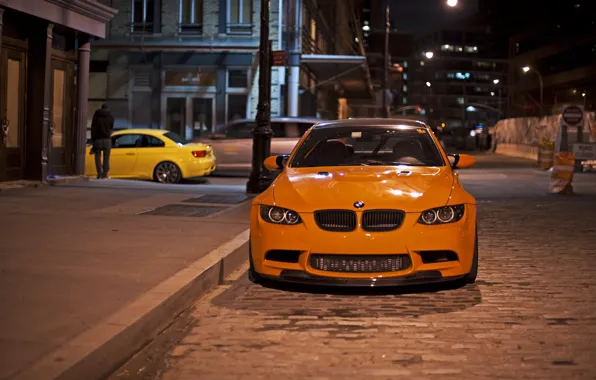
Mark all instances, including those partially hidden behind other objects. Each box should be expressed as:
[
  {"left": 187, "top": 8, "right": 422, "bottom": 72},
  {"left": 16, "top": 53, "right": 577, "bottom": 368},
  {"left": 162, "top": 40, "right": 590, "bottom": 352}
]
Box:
[{"left": 353, "top": 201, "right": 365, "bottom": 209}]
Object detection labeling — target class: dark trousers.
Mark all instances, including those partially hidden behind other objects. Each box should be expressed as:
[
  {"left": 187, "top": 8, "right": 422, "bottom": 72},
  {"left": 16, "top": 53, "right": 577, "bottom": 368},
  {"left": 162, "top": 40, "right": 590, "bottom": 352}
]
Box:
[{"left": 93, "top": 138, "right": 111, "bottom": 178}]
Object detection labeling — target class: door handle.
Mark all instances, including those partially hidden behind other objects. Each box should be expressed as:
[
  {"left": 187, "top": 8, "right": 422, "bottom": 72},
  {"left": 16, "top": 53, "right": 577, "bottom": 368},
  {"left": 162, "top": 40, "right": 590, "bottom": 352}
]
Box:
[{"left": 126, "top": 152, "right": 136, "bottom": 155}]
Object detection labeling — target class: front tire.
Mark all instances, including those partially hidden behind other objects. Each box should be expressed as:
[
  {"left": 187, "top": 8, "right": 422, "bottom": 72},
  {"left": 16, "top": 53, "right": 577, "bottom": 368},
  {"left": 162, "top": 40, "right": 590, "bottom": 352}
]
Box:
[
  {"left": 247, "top": 238, "right": 262, "bottom": 284},
  {"left": 153, "top": 161, "right": 182, "bottom": 184},
  {"left": 463, "top": 224, "right": 478, "bottom": 284}
]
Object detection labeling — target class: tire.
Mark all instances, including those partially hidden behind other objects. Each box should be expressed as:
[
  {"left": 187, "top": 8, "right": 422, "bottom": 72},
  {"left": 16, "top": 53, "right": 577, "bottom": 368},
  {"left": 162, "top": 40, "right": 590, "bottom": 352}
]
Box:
[
  {"left": 247, "top": 237, "right": 262, "bottom": 284},
  {"left": 463, "top": 224, "right": 478, "bottom": 284},
  {"left": 153, "top": 161, "right": 182, "bottom": 184}
]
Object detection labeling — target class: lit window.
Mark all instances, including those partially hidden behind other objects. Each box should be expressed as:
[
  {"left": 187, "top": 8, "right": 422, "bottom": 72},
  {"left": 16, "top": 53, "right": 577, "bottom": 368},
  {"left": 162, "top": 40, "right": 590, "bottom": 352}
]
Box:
[
  {"left": 227, "top": 0, "right": 252, "bottom": 34},
  {"left": 403, "top": 73, "right": 408, "bottom": 80},
  {"left": 457, "top": 97, "right": 464, "bottom": 105},
  {"left": 403, "top": 97, "right": 408, "bottom": 104},
  {"left": 131, "top": 0, "right": 155, "bottom": 33},
  {"left": 403, "top": 84, "right": 408, "bottom": 92},
  {"left": 180, "top": 0, "right": 203, "bottom": 33}
]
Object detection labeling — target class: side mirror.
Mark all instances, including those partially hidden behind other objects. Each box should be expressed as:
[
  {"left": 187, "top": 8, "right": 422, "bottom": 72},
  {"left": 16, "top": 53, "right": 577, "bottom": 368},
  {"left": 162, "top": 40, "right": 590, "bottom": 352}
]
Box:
[
  {"left": 448, "top": 153, "right": 476, "bottom": 169},
  {"left": 263, "top": 155, "right": 289, "bottom": 170}
]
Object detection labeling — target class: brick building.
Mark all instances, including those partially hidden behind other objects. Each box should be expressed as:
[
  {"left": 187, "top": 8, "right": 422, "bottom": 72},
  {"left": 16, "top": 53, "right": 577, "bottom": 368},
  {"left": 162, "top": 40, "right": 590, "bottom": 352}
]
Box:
[
  {"left": 89, "top": 0, "right": 372, "bottom": 141},
  {"left": 0, "top": 0, "right": 117, "bottom": 182}
]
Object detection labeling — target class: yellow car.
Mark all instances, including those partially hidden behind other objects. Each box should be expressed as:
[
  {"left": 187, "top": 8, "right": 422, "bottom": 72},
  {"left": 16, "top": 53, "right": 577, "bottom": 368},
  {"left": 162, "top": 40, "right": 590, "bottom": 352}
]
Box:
[
  {"left": 249, "top": 118, "right": 477, "bottom": 287},
  {"left": 85, "top": 129, "right": 216, "bottom": 183}
]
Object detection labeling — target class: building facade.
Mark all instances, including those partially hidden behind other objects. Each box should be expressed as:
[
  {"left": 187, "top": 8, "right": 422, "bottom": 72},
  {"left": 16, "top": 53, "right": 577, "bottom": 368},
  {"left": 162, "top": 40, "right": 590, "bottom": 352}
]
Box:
[
  {"left": 507, "top": 2, "right": 596, "bottom": 117},
  {"left": 90, "top": 0, "right": 372, "bottom": 141},
  {"left": 0, "top": 0, "right": 117, "bottom": 182},
  {"left": 409, "top": 17, "right": 508, "bottom": 131}
]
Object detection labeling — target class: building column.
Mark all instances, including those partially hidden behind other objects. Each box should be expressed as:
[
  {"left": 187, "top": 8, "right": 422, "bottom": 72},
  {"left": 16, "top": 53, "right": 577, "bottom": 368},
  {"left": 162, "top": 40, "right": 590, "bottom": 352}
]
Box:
[
  {"left": 41, "top": 23, "right": 54, "bottom": 180},
  {"left": 287, "top": 0, "right": 301, "bottom": 116},
  {"left": 75, "top": 34, "right": 90, "bottom": 175},
  {"left": 0, "top": 8, "right": 4, "bottom": 57}
]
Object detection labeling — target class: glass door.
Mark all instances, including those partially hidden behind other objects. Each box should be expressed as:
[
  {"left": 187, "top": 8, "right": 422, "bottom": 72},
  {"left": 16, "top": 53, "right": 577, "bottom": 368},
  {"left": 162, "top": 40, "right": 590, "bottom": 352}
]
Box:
[
  {"left": 49, "top": 59, "right": 73, "bottom": 176},
  {"left": 165, "top": 98, "right": 186, "bottom": 137},
  {"left": 0, "top": 47, "right": 26, "bottom": 181},
  {"left": 190, "top": 97, "right": 214, "bottom": 141}
]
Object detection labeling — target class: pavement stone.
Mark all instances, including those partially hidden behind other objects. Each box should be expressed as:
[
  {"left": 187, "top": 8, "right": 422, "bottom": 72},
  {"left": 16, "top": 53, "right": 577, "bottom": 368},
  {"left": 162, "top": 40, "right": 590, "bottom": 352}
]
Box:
[
  {"left": 0, "top": 185, "right": 251, "bottom": 380},
  {"left": 149, "top": 172, "right": 596, "bottom": 380}
]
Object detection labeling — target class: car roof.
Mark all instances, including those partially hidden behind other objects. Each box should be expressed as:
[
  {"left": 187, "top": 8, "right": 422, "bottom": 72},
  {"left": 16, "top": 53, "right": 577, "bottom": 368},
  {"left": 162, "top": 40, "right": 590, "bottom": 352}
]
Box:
[{"left": 312, "top": 118, "right": 430, "bottom": 130}]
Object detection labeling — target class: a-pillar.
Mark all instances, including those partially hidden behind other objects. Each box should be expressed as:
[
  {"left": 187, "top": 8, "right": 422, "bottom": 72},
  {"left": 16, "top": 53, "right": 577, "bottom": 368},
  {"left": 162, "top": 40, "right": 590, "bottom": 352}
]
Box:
[{"left": 75, "top": 34, "right": 91, "bottom": 175}]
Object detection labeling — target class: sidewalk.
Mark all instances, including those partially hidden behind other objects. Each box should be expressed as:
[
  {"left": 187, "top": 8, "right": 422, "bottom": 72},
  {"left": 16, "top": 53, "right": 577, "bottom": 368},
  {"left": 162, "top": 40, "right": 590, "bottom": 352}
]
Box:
[{"left": 0, "top": 183, "right": 252, "bottom": 380}]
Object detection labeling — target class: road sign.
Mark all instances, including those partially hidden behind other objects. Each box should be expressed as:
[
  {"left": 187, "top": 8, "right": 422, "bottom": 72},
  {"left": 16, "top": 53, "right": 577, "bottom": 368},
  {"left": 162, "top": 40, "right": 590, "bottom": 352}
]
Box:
[
  {"left": 572, "top": 143, "right": 596, "bottom": 161},
  {"left": 271, "top": 50, "right": 285, "bottom": 66},
  {"left": 562, "top": 105, "right": 584, "bottom": 126}
]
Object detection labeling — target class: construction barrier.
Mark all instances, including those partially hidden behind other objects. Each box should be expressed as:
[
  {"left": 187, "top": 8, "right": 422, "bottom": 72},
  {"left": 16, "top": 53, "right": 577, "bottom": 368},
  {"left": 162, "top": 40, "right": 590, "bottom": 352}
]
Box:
[
  {"left": 537, "top": 137, "right": 555, "bottom": 170},
  {"left": 549, "top": 152, "right": 575, "bottom": 194}
]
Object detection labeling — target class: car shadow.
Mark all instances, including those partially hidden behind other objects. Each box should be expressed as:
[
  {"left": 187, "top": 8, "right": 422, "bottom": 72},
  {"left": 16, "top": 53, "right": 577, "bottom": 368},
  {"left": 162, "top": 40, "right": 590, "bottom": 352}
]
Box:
[{"left": 212, "top": 272, "right": 482, "bottom": 319}]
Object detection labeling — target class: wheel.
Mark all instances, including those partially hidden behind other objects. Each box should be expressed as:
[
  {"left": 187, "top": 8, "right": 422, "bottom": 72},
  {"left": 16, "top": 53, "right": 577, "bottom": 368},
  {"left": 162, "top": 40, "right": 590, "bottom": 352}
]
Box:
[
  {"left": 247, "top": 237, "right": 262, "bottom": 284},
  {"left": 463, "top": 224, "right": 478, "bottom": 284},
  {"left": 153, "top": 161, "right": 182, "bottom": 184}
]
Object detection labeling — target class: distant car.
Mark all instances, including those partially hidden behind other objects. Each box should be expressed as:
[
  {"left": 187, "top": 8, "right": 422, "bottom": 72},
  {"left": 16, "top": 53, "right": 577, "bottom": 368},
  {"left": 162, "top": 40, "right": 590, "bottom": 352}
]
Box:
[
  {"left": 248, "top": 118, "right": 478, "bottom": 287},
  {"left": 85, "top": 129, "right": 216, "bottom": 183},
  {"left": 198, "top": 117, "right": 323, "bottom": 174}
]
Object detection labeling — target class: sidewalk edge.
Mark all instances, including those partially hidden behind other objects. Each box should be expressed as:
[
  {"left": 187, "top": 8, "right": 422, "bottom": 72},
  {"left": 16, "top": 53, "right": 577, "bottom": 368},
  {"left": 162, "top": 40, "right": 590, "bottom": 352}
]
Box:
[{"left": 14, "top": 228, "right": 250, "bottom": 380}]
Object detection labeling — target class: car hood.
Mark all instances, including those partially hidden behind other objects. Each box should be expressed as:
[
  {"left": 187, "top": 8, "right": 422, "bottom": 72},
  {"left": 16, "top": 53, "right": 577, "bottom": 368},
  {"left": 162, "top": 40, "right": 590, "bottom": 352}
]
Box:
[{"left": 271, "top": 166, "right": 455, "bottom": 213}]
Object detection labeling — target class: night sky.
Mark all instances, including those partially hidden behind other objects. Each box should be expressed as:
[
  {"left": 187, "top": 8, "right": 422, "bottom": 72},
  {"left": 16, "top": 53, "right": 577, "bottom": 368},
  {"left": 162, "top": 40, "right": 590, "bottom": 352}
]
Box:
[{"left": 387, "top": 0, "right": 479, "bottom": 36}]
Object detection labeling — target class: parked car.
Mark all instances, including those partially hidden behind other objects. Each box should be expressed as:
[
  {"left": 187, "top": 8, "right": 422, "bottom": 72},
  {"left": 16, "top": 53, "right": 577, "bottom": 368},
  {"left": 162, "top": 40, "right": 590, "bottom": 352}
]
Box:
[
  {"left": 197, "top": 117, "right": 323, "bottom": 174},
  {"left": 85, "top": 129, "right": 216, "bottom": 183}
]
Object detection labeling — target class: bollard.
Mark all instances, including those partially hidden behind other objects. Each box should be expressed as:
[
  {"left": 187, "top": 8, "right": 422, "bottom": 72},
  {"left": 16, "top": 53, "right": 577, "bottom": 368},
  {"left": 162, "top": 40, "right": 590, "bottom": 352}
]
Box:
[
  {"left": 549, "top": 152, "right": 575, "bottom": 194},
  {"left": 537, "top": 137, "right": 554, "bottom": 170}
]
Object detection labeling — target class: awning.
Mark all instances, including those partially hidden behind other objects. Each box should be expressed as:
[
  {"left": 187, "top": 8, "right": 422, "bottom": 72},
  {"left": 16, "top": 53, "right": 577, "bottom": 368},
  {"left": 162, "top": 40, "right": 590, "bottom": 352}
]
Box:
[{"left": 300, "top": 54, "right": 374, "bottom": 99}]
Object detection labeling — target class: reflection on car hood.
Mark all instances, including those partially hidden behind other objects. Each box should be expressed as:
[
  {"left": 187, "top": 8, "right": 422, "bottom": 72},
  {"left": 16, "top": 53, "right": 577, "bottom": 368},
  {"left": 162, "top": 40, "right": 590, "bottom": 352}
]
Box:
[{"left": 271, "top": 166, "right": 454, "bottom": 213}]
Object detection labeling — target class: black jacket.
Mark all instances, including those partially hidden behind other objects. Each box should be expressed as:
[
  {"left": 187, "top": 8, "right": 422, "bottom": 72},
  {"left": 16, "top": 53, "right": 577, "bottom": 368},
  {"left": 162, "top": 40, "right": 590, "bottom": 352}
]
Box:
[{"left": 91, "top": 108, "right": 115, "bottom": 141}]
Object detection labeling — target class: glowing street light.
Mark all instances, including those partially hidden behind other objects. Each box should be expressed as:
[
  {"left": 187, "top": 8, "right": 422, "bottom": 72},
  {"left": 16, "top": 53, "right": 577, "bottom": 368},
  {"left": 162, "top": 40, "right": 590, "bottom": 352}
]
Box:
[
  {"left": 493, "top": 79, "right": 499, "bottom": 84},
  {"left": 424, "top": 51, "right": 434, "bottom": 59},
  {"left": 522, "top": 66, "right": 530, "bottom": 73},
  {"left": 447, "top": 0, "right": 457, "bottom": 7},
  {"left": 426, "top": 82, "right": 431, "bottom": 87}
]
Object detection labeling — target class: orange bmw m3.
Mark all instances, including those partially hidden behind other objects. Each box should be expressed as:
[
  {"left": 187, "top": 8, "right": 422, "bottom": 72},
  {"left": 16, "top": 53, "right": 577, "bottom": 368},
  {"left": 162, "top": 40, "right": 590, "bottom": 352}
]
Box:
[{"left": 249, "top": 118, "right": 478, "bottom": 287}]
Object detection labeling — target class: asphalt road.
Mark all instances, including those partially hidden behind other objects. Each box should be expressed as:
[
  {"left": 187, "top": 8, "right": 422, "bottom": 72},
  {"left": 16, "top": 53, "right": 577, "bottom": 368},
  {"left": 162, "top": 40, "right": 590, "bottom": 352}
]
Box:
[{"left": 106, "top": 153, "right": 596, "bottom": 380}]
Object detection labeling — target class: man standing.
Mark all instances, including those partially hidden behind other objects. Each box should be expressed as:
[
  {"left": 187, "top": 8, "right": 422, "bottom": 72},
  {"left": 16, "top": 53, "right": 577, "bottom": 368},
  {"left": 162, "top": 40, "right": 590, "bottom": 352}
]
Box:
[{"left": 91, "top": 104, "right": 114, "bottom": 179}]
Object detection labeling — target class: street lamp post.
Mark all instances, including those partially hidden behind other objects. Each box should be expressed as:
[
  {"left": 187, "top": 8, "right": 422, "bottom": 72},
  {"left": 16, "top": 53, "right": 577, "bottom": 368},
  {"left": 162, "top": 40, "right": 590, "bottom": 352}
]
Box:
[
  {"left": 382, "top": 4, "right": 390, "bottom": 118},
  {"left": 522, "top": 66, "right": 543, "bottom": 117},
  {"left": 246, "top": 0, "right": 274, "bottom": 194}
]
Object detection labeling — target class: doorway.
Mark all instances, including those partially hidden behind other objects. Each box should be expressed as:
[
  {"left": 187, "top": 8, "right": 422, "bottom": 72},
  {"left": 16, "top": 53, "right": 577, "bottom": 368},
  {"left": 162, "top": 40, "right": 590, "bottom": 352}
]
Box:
[
  {"left": 162, "top": 95, "right": 215, "bottom": 141},
  {"left": 49, "top": 59, "right": 74, "bottom": 176},
  {"left": 0, "top": 47, "right": 26, "bottom": 181}
]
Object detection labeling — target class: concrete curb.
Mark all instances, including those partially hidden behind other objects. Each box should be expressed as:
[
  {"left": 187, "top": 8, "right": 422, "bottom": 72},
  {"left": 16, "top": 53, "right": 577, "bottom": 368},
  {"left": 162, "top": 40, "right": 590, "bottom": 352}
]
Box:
[{"left": 14, "top": 229, "right": 251, "bottom": 380}]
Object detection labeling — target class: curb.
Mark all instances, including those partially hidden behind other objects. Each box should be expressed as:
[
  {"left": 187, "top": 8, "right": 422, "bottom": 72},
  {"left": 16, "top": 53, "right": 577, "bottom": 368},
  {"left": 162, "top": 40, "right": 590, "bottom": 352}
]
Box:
[
  {"left": 47, "top": 175, "right": 90, "bottom": 186},
  {"left": 15, "top": 229, "right": 251, "bottom": 380}
]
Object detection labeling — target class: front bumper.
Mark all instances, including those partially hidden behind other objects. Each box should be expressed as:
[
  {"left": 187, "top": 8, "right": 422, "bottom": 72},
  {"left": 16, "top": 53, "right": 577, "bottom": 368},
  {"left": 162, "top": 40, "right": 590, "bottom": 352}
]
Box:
[{"left": 250, "top": 205, "right": 476, "bottom": 286}]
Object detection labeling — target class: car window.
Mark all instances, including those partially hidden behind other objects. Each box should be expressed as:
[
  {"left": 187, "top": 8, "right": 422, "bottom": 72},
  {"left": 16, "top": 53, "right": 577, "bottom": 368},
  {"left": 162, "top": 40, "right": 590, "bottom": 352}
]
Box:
[
  {"left": 112, "top": 134, "right": 142, "bottom": 148},
  {"left": 290, "top": 125, "right": 445, "bottom": 168},
  {"left": 226, "top": 122, "right": 255, "bottom": 139},
  {"left": 163, "top": 131, "right": 189, "bottom": 145},
  {"left": 135, "top": 135, "right": 166, "bottom": 148}
]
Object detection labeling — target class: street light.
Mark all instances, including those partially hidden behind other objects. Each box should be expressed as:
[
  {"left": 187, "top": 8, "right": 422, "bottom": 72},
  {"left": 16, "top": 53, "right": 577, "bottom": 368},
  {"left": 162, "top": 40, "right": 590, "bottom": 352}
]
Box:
[
  {"left": 424, "top": 51, "right": 434, "bottom": 59},
  {"left": 426, "top": 82, "right": 431, "bottom": 87},
  {"left": 493, "top": 79, "right": 499, "bottom": 84},
  {"left": 521, "top": 65, "right": 543, "bottom": 116},
  {"left": 246, "top": 0, "right": 274, "bottom": 194},
  {"left": 447, "top": 0, "right": 457, "bottom": 7}
]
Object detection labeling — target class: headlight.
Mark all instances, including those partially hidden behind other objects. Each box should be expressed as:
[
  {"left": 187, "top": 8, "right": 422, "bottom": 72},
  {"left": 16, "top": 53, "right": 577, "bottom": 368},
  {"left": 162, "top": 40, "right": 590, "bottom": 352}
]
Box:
[
  {"left": 418, "top": 205, "right": 465, "bottom": 225},
  {"left": 260, "top": 205, "right": 302, "bottom": 225}
]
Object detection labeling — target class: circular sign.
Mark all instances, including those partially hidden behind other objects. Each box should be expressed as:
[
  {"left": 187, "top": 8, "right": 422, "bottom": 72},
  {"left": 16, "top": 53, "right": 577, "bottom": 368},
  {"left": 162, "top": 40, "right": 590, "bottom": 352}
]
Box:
[{"left": 562, "top": 105, "right": 583, "bottom": 126}]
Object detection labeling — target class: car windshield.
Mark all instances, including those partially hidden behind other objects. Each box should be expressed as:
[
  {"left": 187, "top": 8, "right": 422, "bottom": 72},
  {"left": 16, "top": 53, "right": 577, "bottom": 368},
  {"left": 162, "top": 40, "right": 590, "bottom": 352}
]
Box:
[
  {"left": 289, "top": 124, "right": 445, "bottom": 168},
  {"left": 164, "top": 131, "right": 189, "bottom": 146}
]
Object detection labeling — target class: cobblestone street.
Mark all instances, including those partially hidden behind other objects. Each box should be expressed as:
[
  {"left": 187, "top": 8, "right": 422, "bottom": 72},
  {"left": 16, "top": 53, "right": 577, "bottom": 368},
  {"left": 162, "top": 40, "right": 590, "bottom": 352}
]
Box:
[{"left": 114, "top": 168, "right": 596, "bottom": 380}]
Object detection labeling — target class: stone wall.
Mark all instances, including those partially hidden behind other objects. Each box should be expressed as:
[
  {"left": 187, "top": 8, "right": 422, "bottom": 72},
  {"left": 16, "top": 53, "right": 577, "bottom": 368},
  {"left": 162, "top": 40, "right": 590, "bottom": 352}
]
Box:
[{"left": 494, "top": 111, "right": 596, "bottom": 160}]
